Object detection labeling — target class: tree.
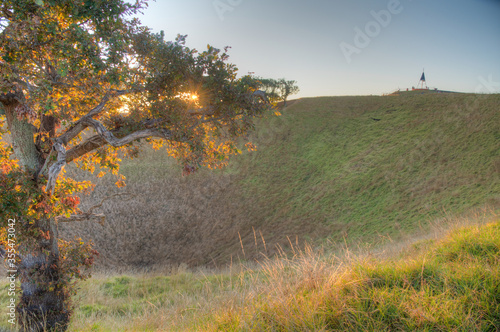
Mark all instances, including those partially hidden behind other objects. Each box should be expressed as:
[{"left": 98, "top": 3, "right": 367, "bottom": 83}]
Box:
[
  {"left": 0, "top": 1, "right": 270, "bottom": 330},
  {"left": 256, "top": 77, "right": 299, "bottom": 107},
  {"left": 277, "top": 78, "right": 299, "bottom": 107},
  {"left": 257, "top": 78, "right": 280, "bottom": 104}
]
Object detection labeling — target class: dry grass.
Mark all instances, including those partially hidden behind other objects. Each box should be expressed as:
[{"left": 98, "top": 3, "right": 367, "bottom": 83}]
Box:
[
  {"left": 1, "top": 210, "right": 496, "bottom": 331},
  {"left": 60, "top": 148, "right": 251, "bottom": 270},
  {"left": 55, "top": 93, "right": 500, "bottom": 273}
]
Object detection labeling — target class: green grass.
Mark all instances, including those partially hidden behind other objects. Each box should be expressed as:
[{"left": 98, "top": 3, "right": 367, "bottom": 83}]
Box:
[
  {"left": 234, "top": 94, "right": 500, "bottom": 245},
  {"left": 206, "top": 218, "right": 500, "bottom": 331},
  {"left": 1, "top": 214, "right": 497, "bottom": 331}
]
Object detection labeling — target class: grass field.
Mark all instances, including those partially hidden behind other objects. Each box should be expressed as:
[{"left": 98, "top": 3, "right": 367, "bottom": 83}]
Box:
[
  {"left": 237, "top": 94, "right": 500, "bottom": 244},
  {"left": 1, "top": 212, "right": 497, "bottom": 331},
  {"left": 56, "top": 93, "right": 499, "bottom": 269},
  {"left": 1, "top": 93, "right": 499, "bottom": 330}
]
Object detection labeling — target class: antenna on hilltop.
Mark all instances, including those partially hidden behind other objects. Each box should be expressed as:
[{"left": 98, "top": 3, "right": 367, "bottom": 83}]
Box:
[{"left": 416, "top": 68, "right": 428, "bottom": 90}]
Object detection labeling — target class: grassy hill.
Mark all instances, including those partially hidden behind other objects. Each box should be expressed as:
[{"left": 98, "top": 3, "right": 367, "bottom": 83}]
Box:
[
  {"left": 56, "top": 93, "right": 500, "bottom": 269},
  {"left": 236, "top": 93, "right": 499, "bottom": 245},
  {"left": 0, "top": 93, "right": 499, "bottom": 331}
]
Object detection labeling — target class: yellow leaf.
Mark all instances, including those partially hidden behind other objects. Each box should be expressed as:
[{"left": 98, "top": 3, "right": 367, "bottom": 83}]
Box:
[{"left": 115, "top": 179, "right": 126, "bottom": 188}]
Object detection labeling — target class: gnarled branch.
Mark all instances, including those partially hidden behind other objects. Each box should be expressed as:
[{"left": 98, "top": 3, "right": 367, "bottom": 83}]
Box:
[
  {"left": 46, "top": 142, "right": 67, "bottom": 195},
  {"left": 253, "top": 90, "right": 270, "bottom": 104},
  {"left": 45, "top": 117, "right": 174, "bottom": 193},
  {"left": 82, "top": 118, "right": 173, "bottom": 147},
  {"left": 65, "top": 135, "right": 106, "bottom": 164},
  {"left": 55, "top": 88, "right": 141, "bottom": 146}
]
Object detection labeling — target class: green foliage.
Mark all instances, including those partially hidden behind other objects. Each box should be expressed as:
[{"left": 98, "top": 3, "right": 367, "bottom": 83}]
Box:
[
  {"left": 0, "top": 0, "right": 271, "bottom": 329},
  {"left": 277, "top": 78, "right": 299, "bottom": 105},
  {"left": 102, "top": 276, "right": 133, "bottom": 298},
  {"left": 79, "top": 304, "right": 109, "bottom": 317},
  {"left": 255, "top": 77, "right": 300, "bottom": 105}
]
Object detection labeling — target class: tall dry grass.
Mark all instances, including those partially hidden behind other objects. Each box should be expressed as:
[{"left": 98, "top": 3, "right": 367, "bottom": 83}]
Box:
[
  {"left": 54, "top": 93, "right": 500, "bottom": 273},
  {"left": 60, "top": 146, "right": 255, "bottom": 271},
  {"left": 63, "top": 211, "right": 499, "bottom": 331},
  {"left": 0, "top": 209, "right": 497, "bottom": 331}
]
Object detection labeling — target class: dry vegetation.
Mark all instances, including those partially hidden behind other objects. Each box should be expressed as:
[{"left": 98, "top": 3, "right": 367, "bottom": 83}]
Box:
[
  {"left": 0, "top": 93, "right": 499, "bottom": 330},
  {"left": 1, "top": 211, "right": 496, "bottom": 331},
  {"left": 60, "top": 152, "right": 246, "bottom": 270},
  {"left": 56, "top": 93, "right": 499, "bottom": 272}
]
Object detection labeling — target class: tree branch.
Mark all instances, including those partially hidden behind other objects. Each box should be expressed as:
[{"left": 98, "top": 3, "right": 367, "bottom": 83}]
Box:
[
  {"left": 55, "top": 93, "right": 111, "bottom": 146},
  {"left": 46, "top": 117, "right": 174, "bottom": 193},
  {"left": 82, "top": 118, "right": 173, "bottom": 147},
  {"left": 46, "top": 142, "right": 66, "bottom": 195},
  {"left": 65, "top": 135, "right": 106, "bottom": 164},
  {"left": 43, "top": 87, "right": 262, "bottom": 193},
  {"left": 252, "top": 90, "right": 270, "bottom": 104},
  {"left": 39, "top": 88, "right": 144, "bottom": 181},
  {"left": 55, "top": 193, "right": 133, "bottom": 225},
  {"left": 56, "top": 88, "right": 142, "bottom": 146},
  {"left": 55, "top": 213, "right": 106, "bottom": 225}
]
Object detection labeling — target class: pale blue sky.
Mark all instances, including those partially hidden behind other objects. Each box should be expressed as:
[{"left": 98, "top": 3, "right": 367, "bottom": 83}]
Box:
[{"left": 135, "top": 0, "right": 500, "bottom": 97}]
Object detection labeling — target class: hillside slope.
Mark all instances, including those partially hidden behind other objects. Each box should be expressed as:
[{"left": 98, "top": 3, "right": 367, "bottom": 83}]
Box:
[
  {"left": 59, "top": 93, "right": 500, "bottom": 268},
  {"left": 236, "top": 94, "right": 499, "bottom": 243}
]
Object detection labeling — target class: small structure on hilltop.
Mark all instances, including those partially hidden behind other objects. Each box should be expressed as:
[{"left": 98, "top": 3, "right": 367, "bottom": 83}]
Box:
[
  {"left": 413, "top": 69, "right": 429, "bottom": 91},
  {"left": 384, "top": 70, "right": 461, "bottom": 96}
]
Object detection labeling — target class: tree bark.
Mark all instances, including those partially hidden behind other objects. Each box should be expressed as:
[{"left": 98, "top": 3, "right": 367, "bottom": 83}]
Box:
[
  {"left": 17, "top": 218, "right": 70, "bottom": 332},
  {"left": 3, "top": 103, "right": 42, "bottom": 174},
  {"left": 2, "top": 101, "right": 71, "bottom": 331}
]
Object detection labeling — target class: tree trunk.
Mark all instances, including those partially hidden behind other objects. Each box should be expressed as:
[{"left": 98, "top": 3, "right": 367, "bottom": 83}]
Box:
[
  {"left": 3, "top": 102, "right": 71, "bottom": 331},
  {"left": 17, "top": 218, "right": 71, "bottom": 332},
  {"left": 3, "top": 103, "right": 42, "bottom": 175}
]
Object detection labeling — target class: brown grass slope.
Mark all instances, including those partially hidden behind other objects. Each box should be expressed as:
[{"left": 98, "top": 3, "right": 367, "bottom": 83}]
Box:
[{"left": 59, "top": 93, "right": 500, "bottom": 270}]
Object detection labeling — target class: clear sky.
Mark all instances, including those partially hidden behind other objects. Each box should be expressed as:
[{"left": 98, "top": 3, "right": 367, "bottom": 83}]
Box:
[{"left": 135, "top": 0, "right": 500, "bottom": 97}]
